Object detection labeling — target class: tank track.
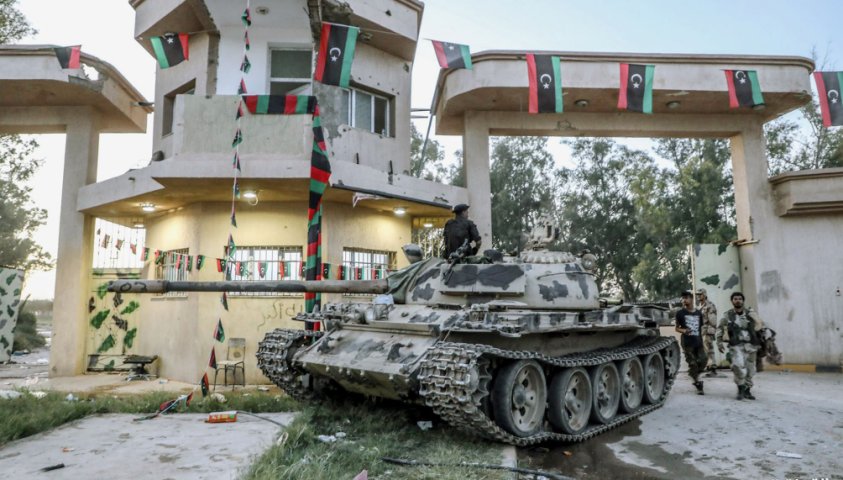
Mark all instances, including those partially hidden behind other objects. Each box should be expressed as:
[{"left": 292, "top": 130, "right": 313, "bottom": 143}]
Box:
[
  {"left": 417, "top": 336, "right": 678, "bottom": 446},
  {"left": 257, "top": 328, "right": 324, "bottom": 402}
]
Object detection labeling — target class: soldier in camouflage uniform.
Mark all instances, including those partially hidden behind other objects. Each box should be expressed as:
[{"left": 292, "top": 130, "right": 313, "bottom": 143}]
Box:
[
  {"left": 716, "top": 291, "right": 764, "bottom": 400},
  {"left": 696, "top": 288, "right": 719, "bottom": 377}
]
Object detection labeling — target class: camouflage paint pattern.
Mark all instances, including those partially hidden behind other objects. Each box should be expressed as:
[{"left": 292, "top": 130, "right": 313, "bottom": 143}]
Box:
[
  {"left": 692, "top": 243, "right": 742, "bottom": 367},
  {"left": 87, "top": 271, "right": 142, "bottom": 364},
  {"left": 0, "top": 268, "right": 24, "bottom": 362}
]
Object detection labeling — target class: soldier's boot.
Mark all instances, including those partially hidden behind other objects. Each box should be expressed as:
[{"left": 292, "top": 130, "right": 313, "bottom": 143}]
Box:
[
  {"left": 693, "top": 380, "right": 704, "bottom": 395},
  {"left": 743, "top": 387, "right": 756, "bottom": 400},
  {"left": 736, "top": 385, "right": 745, "bottom": 400},
  {"left": 704, "top": 368, "right": 717, "bottom": 378}
]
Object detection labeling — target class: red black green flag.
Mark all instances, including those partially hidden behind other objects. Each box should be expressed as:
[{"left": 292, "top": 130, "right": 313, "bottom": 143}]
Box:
[
  {"left": 196, "top": 255, "right": 205, "bottom": 270},
  {"left": 235, "top": 261, "right": 243, "bottom": 276},
  {"left": 243, "top": 95, "right": 318, "bottom": 115},
  {"left": 186, "top": 255, "right": 193, "bottom": 272},
  {"left": 230, "top": 204, "right": 237, "bottom": 227},
  {"left": 322, "top": 263, "right": 331, "bottom": 279},
  {"left": 154, "top": 249, "right": 163, "bottom": 264},
  {"left": 618, "top": 63, "right": 655, "bottom": 113},
  {"left": 129, "top": 243, "right": 137, "bottom": 255},
  {"left": 214, "top": 319, "right": 225, "bottom": 342},
  {"left": 142, "top": 247, "right": 149, "bottom": 261},
  {"left": 305, "top": 109, "right": 330, "bottom": 328},
  {"left": 150, "top": 33, "right": 189, "bottom": 69},
  {"left": 724, "top": 70, "right": 763, "bottom": 108},
  {"left": 227, "top": 234, "right": 236, "bottom": 257},
  {"left": 216, "top": 258, "right": 227, "bottom": 273},
  {"left": 259, "top": 262, "right": 267, "bottom": 278},
  {"left": 432, "top": 40, "right": 472, "bottom": 69},
  {"left": 527, "top": 54, "right": 563, "bottom": 114},
  {"left": 232, "top": 128, "right": 243, "bottom": 147},
  {"left": 814, "top": 71, "right": 843, "bottom": 127},
  {"left": 314, "top": 23, "right": 359, "bottom": 88},
  {"left": 242, "top": 8, "right": 252, "bottom": 27},
  {"left": 244, "top": 31, "right": 250, "bottom": 51},
  {"left": 221, "top": 292, "right": 229, "bottom": 311},
  {"left": 240, "top": 55, "right": 251, "bottom": 74},
  {"left": 236, "top": 101, "right": 244, "bottom": 120},
  {"left": 200, "top": 373, "right": 210, "bottom": 397},
  {"left": 209, "top": 347, "right": 217, "bottom": 369},
  {"left": 237, "top": 79, "right": 247, "bottom": 95},
  {"left": 233, "top": 152, "right": 241, "bottom": 171},
  {"left": 54, "top": 45, "right": 81, "bottom": 69}
]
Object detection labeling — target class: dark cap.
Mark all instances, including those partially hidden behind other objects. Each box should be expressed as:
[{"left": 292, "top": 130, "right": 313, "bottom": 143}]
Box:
[
  {"left": 452, "top": 204, "right": 470, "bottom": 214},
  {"left": 681, "top": 290, "right": 693, "bottom": 298}
]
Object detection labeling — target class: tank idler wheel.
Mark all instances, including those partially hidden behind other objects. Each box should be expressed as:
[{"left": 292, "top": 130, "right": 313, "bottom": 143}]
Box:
[
  {"left": 642, "top": 352, "right": 665, "bottom": 404},
  {"left": 548, "top": 367, "right": 593, "bottom": 434},
  {"left": 662, "top": 341, "right": 681, "bottom": 377},
  {"left": 491, "top": 360, "right": 548, "bottom": 437},
  {"left": 589, "top": 362, "right": 621, "bottom": 424},
  {"left": 617, "top": 357, "right": 644, "bottom": 413}
]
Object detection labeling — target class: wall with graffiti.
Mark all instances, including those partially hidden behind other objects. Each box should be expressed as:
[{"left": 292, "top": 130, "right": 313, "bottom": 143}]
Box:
[
  {"left": 0, "top": 268, "right": 24, "bottom": 362},
  {"left": 86, "top": 270, "right": 143, "bottom": 370}
]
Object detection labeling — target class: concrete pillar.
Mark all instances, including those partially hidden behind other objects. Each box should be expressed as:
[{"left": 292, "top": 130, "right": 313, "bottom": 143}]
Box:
[
  {"left": 463, "top": 112, "right": 492, "bottom": 245},
  {"left": 50, "top": 109, "right": 100, "bottom": 376},
  {"left": 729, "top": 123, "right": 769, "bottom": 311}
]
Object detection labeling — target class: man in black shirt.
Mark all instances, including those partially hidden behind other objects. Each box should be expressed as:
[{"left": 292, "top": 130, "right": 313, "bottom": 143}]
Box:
[
  {"left": 442, "top": 204, "right": 481, "bottom": 258},
  {"left": 675, "top": 290, "right": 707, "bottom": 395}
]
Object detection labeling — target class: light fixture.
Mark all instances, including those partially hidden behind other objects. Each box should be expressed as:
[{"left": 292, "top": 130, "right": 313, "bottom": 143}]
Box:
[
  {"left": 242, "top": 190, "right": 257, "bottom": 199},
  {"left": 423, "top": 222, "right": 433, "bottom": 228},
  {"left": 574, "top": 99, "right": 589, "bottom": 108},
  {"left": 255, "top": 6, "right": 270, "bottom": 15},
  {"left": 666, "top": 101, "right": 681, "bottom": 109},
  {"left": 133, "top": 222, "right": 145, "bottom": 229},
  {"left": 141, "top": 203, "right": 155, "bottom": 212},
  {"left": 393, "top": 207, "right": 407, "bottom": 216}
]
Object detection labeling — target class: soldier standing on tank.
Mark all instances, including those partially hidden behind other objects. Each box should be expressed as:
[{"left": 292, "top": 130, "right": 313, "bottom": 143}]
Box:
[
  {"left": 696, "top": 288, "right": 719, "bottom": 377},
  {"left": 443, "top": 204, "right": 481, "bottom": 258},
  {"left": 716, "top": 291, "right": 764, "bottom": 400},
  {"left": 675, "top": 290, "right": 706, "bottom": 395}
]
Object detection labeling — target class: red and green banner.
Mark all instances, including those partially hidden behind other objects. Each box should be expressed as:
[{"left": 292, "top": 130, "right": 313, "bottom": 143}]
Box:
[
  {"left": 201, "top": 373, "right": 210, "bottom": 397},
  {"left": 54, "top": 45, "right": 81, "bottom": 69},
  {"left": 724, "top": 70, "right": 764, "bottom": 108},
  {"left": 432, "top": 40, "right": 472, "bottom": 69},
  {"left": 196, "top": 255, "right": 205, "bottom": 270},
  {"left": 150, "top": 33, "right": 189, "bottom": 69},
  {"left": 243, "top": 95, "right": 318, "bottom": 115},
  {"left": 619, "top": 63, "right": 655, "bottom": 113},
  {"left": 527, "top": 54, "right": 563, "bottom": 114},
  {"left": 314, "top": 23, "right": 359, "bottom": 88},
  {"left": 216, "top": 258, "right": 227, "bottom": 273},
  {"left": 214, "top": 318, "right": 225, "bottom": 342},
  {"left": 814, "top": 71, "right": 843, "bottom": 127}
]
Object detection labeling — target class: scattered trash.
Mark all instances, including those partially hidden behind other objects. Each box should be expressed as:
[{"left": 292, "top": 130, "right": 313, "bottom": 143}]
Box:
[
  {"left": 0, "top": 390, "right": 21, "bottom": 399},
  {"left": 335, "top": 432, "right": 347, "bottom": 439},
  {"left": 353, "top": 470, "right": 368, "bottom": 480},
  {"left": 158, "top": 379, "right": 168, "bottom": 384},
  {"left": 206, "top": 411, "right": 238, "bottom": 423},
  {"left": 24, "top": 376, "right": 39, "bottom": 387},
  {"left": 562, "top": 451, "right": 573, "bottom": 457},
  {"left": 31, "top": 391, "right": 47, "bottom": 399},
  {"left": 276, "top": 431, "right": 289, "bottom": 446},
  {"left": 40, "top": 463, "right": 65, "bottom": 472},
  {"left": 416, "top": 421, "right": 433, "bottom": 431},
  {"left": 35, "top": 359, "right": 49, "bottom": 365},
  {"left": 65, "top": 393, "right": 78, "bottom": 402},
  {"left": 211, "top": 392, "right": 227, "bottom": 403},
  {"left": 775, "top": 451, "right": 803, "bottom": 459},
  {"left": 317, "top": 435, "right": 337, "bottom": 443},
  {"left": 61, "top": 447, "right": 74, "bottom": 453},
  {"left": 257, "top": 386, "right": 270, "bottom": 392}
]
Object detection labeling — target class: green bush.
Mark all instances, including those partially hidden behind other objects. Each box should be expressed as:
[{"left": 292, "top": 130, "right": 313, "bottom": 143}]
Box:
[{"left": 11, "top": 310, "right": 45, "bottom": 352}]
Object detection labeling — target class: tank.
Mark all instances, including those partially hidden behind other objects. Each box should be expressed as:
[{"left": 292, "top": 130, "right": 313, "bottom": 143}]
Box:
[{"left": 109, "top": 218, "right": 679, "bottom": 446}]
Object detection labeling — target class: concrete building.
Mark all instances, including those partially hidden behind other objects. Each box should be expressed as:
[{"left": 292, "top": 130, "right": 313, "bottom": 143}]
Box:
[{"left": 2, "top": 1, "right": 840, "bottom": 382}]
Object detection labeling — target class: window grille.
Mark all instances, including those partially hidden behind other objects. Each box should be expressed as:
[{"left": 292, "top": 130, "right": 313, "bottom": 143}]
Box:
[
  {"left": 155, "top": 248, "right": 189, "bottom": 297},
  {"left": 226, "top": 246, "right": 303, "bottom": 297},
  {"left": 340, "top": 248, "right": 396, "bottom": 282}
]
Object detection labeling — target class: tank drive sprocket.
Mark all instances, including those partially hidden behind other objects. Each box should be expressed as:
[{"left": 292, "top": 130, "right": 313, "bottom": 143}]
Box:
[{"left": 257, "top": 328, "right": 323, "bottom": 402}]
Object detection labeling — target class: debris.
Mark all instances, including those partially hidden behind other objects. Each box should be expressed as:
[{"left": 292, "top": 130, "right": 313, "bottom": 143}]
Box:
[
  {"left": 276, "top": 431, "right": 289, "bottom": 446},
  {"left": 35, "top": 359, "right": 49, "bottom": 365},
  {"left": 0, "top": 390, "right": 21, "bottom": 399},
  {"left": 380, "top": 457, "right": 574, "bottom": 480},
  {"left": 24, "top": 376, "right": 39, "bottom": 387},
  {"left": 31, "top": 391, "right": 47, "bottom": 399},
  {"left": 335, "top": 432, "right": 347, "bottom": 439},
  {"left": 62, "top": 447, "right": 74, "bottom": 453},
  {"left": 207, "top": 411, "right": 238, "bottom": 423},
  {"left": 40, "top": 463, "right": 65, "bottom": 472},
  {"left": 775, "top": 451, "right": 803, "bottom": 459},
  {"left": 416, "top": 421, "right": 433, "bottom": 431},
  {"left": 257, "top": 386, "right": 270, "bottom": 392},
  {"left": 317, "top": 435, "right": 337, "bottom": 443},
  {"left": 65, "top": 393, "right": 78, "bottom": 402},
  {"left": 562, "top": 451, "right": 573, "bottom": 457},
  {"left": 353, "top": 470, "right": 368, "bottom": 480},
  {"left": 158, "top": 379, "right": 168, "bottom": 384},
  {"left": 211, "top": 392, "right": 227, "bottom": 403}
]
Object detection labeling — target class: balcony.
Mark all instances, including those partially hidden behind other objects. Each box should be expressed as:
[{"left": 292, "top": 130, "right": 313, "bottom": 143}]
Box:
[{"left": 770, "top": 167, "right": 843, "bottom": 216}]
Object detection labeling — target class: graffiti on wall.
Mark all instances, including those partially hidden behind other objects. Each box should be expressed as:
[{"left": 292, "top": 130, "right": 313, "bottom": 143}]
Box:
[
  {"left": 86, "top": 278, "right": 142, "bottom": 370},
  {"left": 0, "top": 268, "right": 25, "bottom": 362}
]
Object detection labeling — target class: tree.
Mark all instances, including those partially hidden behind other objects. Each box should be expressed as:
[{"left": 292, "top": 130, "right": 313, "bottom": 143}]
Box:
[
  {"left": 765, "top": 101, "right": 843, "bottom": 175},
  {"left": 0, "top": 2, "right": 49, "bottom": 270},
  {"left": 489, "top": 137, "right": 562, "bottom": 251},
  {"left": 409, "top": 123, "right": 447, "bottom": 181}
]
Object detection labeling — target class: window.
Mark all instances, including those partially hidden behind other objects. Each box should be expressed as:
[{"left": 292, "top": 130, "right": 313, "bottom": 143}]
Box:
[
  {"left": 269, "top": 49, "right": 312, "bottom": 95},
  {"left": 226, "top": 246, "right": 303, "bottom": 296},
  {"left": 162, "top": 80, "right": 195, "bottom": 136},
  {"left": 155, "top": 248, "right": 189, "bottom": 297},
  {"left": 341, "top": 88, "right": 391, "bottom": 136},
  {"left": 341, "top": 248, "right": 396, "bottom": 281}
]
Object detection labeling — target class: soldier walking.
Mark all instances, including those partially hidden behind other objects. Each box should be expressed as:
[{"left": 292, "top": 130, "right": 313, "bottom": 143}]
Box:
[
  {"left": 675, "top": 290, "right": 707, "bottom": 395},
  {"left": 716, "top": 292, "right": 764, "bottom": 400},
  {"left": 696, "top": 288, "right": 719, "bottom": 377}
]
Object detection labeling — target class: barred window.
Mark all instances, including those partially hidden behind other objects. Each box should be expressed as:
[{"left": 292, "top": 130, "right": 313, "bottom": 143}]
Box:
[
  {"left": 341, "top": 248, "right": 396, "bottom": 281},
  {"left": 155, "top": 248, "right": 189, "bottom": 297},
  {"left": 226, "top": 246, "right": 303, "bottom": 297}
]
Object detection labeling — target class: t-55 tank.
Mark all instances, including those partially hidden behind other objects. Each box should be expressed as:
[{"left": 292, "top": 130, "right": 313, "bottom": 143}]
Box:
[{"left": 109, "top": 220, "right": 679, "bottom": 445}]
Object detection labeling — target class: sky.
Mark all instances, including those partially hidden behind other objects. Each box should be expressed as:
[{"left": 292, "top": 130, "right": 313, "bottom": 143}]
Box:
[{"left": 14, "top": 0, "right": 843, "bottom": 299}]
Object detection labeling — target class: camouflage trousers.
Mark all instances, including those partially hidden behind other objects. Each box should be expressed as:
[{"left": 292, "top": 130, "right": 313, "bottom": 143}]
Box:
[
  {"left": 682, "top": 344, "right": 708, "bottom": 382},
  {"left": 728, "top": 343, "right": 758, "bottom": 388},
  {"left": 702, "top": 334, "right": 716, "bottom": 368}
]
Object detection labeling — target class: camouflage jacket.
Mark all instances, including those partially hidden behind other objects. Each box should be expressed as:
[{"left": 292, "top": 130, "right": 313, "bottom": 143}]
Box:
[
  {"left": 716, "top": 307, "right": 764, "bottom": 346},
  {"left": 699, "top": 300, "right": 718, "bottom": 336}
]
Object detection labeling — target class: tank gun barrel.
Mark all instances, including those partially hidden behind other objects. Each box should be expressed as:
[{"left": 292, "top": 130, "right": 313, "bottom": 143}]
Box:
[{"left": 107, "top": 279, "right": 389, "bottom": 294}]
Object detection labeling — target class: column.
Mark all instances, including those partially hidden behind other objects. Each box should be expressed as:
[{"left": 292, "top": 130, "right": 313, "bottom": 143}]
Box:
[
  {"left": 462, "top": 112, "right": 492, "bottom": 245},
  {"left": 50, "top": 110, "right": 99, "bottom": 376}
]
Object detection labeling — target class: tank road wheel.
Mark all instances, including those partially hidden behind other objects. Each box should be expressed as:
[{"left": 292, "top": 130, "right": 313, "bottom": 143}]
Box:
[
  {"left": 617, "top": 357, "right": 644, "bottom": 413},
  {"left": 589, "top": 362, "right": 621, "bottom": 424},
  {"left": 642, "top": 352, "right": 665, "bottom": 404},
  {"left": 662, "top": 340, "right": 681, "bottom": 378},
  {"left": 548, "top": 367, "right": 593, "bottom": 435},
  {"left": 492, "top": 360, "right": 548, "bottom": 437}
]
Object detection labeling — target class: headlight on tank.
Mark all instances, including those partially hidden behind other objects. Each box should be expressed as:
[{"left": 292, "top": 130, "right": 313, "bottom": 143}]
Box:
[{"left": 581, "top": 253, "right": 597, "bottom": 272}]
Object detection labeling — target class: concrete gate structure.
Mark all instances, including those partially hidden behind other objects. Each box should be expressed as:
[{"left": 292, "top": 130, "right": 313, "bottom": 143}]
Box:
[{"left": 434, "top": 51, "right": 843, "bottom": 369}]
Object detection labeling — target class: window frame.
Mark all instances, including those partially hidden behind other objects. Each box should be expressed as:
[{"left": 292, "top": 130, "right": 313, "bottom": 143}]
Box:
[
  {"left": 341, "top": 247, "right": 396, "bottom": 284},
  {"left": 342, "top": 87, "right": 392, "bottom": 137},
  {"left": 155, "top": 248, "right": 190, "bottom": 297},
  {"left": 225, "top": 245, "right": 304, "bottom": 297},
  {"left": 267, "top": 47, "right": 313, "bottom": 96}
]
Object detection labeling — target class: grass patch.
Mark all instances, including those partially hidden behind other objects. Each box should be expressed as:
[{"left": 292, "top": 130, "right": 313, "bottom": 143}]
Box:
[
  {"left": 0, "top": 390, "right": 297, "bottom": 446},
  {"left": 245, "top": 398, "right": 510, "bottom": 480}
]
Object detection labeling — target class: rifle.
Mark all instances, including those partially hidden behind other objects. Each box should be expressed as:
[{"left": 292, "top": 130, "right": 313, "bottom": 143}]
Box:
[{"left": 443, "top": 239, "right": 471, "bottom": 283}]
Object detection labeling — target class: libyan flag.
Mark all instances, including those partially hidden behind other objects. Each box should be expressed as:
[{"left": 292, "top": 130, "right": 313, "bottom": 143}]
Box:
[
  {"left": 243, "top": 95, "right": 318, "bottom": 115},
  {"left": 432, "top": 40, "right": 472, "bottom": 69},
  {"left": 213, "top": 318, "right": 225, "bottom": 343},
  {"left": 314, "top": 23, "right": 359, "bottom": 88},
  {"left": 618, "top": 63, "right": 655, "bottom": 113},
  {"left": 54, "top": 45, "right": 81, "bottom": 69},
  {"left": 150, "top": 33, "right": 189, "bottom": 69},
  {"left": 527, "top": 54, "right": 563, "bottom": 114},
  {"left": 724, "top": 70, "right": 764, "bottom": 108},
  {"left": 814, "top": 71, "right": 843, "bottom": 127}
]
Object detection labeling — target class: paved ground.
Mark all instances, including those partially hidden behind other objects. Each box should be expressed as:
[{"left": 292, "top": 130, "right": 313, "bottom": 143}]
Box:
[
  {"left": 521, "top": 369, "right": 843, "bottom": 480},
  {"left": 0, "top": 413, "right": 295, "bottom": 479}
]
